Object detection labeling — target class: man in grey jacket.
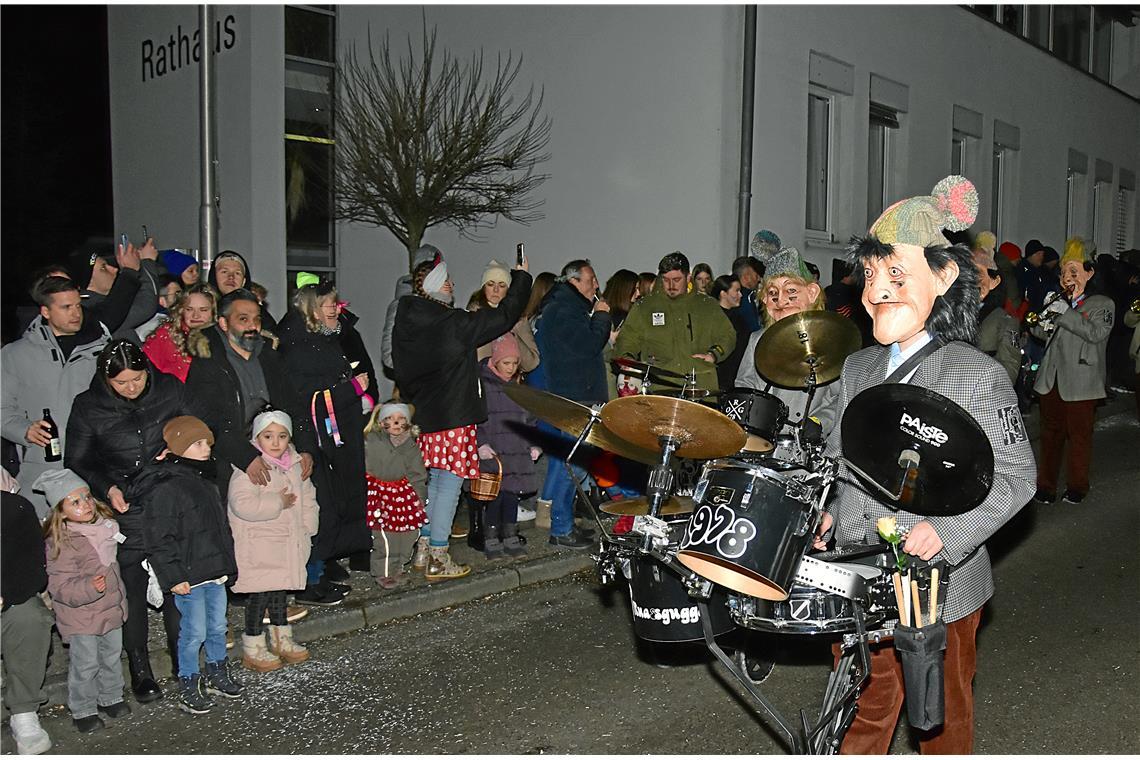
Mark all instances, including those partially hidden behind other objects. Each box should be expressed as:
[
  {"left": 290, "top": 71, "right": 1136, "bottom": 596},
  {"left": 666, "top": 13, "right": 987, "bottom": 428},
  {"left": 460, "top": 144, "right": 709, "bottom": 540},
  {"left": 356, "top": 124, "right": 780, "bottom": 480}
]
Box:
[
  {"left": 1, "top": 277, "right": 109, "bottom": 512},
  {"left": 816, "top": 177, "right": 1035, "bottom": 754}
]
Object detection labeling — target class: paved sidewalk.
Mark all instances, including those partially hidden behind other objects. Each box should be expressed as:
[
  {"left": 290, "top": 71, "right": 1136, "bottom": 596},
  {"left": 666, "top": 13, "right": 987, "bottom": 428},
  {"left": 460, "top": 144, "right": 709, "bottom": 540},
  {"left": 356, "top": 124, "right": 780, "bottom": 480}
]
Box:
[{"left": 22, "top": 391, "right": 1136, "bottom": 709}]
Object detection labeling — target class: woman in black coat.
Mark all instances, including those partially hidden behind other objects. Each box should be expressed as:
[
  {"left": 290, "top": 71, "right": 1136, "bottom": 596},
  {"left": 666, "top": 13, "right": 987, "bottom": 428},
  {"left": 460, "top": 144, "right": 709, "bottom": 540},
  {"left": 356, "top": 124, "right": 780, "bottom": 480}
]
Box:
[
  {"left": 65, "top": 339, "right": 203, "bottom": 703},
  {"left": 710, "top": 274, "right": 751, "bottom": 390},
  {"left": 275, "top": 282, "right": 373, "bottom": 591}
]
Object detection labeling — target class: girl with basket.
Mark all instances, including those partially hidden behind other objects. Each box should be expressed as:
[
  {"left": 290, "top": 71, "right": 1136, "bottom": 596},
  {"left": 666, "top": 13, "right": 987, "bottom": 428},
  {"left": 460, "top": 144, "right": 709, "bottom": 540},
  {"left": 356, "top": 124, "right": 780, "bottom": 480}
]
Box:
[{"left": 473, "top": 334, "right": 541, "bottom": 559}]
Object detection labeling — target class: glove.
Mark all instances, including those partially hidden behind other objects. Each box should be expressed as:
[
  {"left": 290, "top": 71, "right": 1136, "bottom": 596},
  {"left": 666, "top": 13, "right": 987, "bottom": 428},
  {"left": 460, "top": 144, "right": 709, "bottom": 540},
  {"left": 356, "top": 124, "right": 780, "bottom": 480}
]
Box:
[
  {"left": 1042, "top": 297, "right": 1070, "bottom": 318},
  {"left": 477, "top": 444, "right": 496, "bottom": 460}
]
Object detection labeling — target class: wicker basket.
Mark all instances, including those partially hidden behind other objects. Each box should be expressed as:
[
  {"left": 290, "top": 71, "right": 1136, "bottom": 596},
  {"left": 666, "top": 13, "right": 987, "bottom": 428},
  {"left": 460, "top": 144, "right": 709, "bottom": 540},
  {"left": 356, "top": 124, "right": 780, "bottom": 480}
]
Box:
[{"left": 469, "top": 455, "right": 502, "bottom": 501}]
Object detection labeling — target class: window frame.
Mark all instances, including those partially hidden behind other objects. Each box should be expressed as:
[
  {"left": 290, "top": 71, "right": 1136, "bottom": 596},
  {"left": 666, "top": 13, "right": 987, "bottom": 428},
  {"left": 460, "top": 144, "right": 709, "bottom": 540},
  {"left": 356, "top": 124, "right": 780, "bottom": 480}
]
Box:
[{"left": 805, "top": 87, "right": 835, "bottom": 240}]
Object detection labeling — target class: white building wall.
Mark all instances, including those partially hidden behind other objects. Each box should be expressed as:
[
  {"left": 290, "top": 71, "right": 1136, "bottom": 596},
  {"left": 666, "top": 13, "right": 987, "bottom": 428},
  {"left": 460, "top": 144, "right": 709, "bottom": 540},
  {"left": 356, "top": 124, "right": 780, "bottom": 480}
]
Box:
[{"left": 107, "top": 5, "right": 1140, "bottom": 388}]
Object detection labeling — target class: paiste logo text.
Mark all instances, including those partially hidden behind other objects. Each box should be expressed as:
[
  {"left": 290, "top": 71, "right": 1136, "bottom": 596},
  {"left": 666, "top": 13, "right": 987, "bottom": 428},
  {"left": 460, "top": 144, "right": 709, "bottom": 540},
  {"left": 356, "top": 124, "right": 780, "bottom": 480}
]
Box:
[{"left": 899, "top": 412, "right": 948, "bottom": 446}]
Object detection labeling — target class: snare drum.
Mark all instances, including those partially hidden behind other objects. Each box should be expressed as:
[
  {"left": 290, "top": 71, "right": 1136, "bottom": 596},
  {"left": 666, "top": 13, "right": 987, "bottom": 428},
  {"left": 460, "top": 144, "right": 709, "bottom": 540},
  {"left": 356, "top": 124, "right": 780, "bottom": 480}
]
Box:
[
  {"left": 676, "top": 458, "right": 824, "bottom": 601},
  {"left": 730, "top": 563, "right": 889, "bottom": 635},
  {"left": 719, "top": 389, "right": 788, "bottom": 452},
  {"left": 616, "top": 518, "right": 735, "bottom": 643}
]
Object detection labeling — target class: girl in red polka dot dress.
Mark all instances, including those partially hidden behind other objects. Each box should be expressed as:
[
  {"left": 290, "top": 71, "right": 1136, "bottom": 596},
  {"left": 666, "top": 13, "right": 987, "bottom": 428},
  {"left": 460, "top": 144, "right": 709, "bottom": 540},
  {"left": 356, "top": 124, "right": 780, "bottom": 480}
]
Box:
[{"left": 363, "top": 402, "right": 428, "bottom": 589}]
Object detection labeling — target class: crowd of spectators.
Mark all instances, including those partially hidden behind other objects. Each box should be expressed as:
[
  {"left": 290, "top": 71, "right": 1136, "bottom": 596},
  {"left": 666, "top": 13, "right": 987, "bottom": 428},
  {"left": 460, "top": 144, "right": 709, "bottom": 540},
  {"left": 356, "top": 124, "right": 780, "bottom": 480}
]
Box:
[{"left": 1, "top": 226, "right": 1136, "bottom": 751}]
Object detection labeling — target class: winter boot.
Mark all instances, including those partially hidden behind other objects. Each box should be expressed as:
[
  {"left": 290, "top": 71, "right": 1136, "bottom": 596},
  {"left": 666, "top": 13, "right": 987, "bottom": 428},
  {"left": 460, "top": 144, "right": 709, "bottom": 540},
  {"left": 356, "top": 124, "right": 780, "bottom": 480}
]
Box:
[
  {"left": 9, "top": 712, "right": 51, "bottom": 755},
  {"left": 466, "top": 503, "right": 485, "bottom": 551},
  {"left": 535, "top": 498, "right": 553, "bottom": 530},
  {"left": 482, "top": 517, "right": 504, "bottom": 559},
  {"left": 177, "top": 674, "right": 214, "bottom": 715},
  {"left": 203, "top": 660, "right": 244, "bottom": 699},
  {"left": 425, "top": 545, "right": 471, "bottom": 581},
  {"left": 126, "top": 647, "right": 163, "bottom": 703},
  {"left": 241, "top": 633, "right": 284, "bottom": 672},
  {"left": 501, "top": 522, "right": 528, "bottom": 557},
  {"left": 411, "top": 535, "right": 431, "bottom": 572},
  {"left": 268, "top": 624, "right": 310, "bottom": 665}
]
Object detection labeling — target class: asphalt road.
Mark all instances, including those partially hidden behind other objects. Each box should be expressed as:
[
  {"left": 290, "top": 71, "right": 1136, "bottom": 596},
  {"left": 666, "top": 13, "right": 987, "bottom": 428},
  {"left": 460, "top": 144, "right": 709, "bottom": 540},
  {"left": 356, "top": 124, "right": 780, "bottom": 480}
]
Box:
[{"left": 12, "top": 409, "right": 1140, "bottom": 755}]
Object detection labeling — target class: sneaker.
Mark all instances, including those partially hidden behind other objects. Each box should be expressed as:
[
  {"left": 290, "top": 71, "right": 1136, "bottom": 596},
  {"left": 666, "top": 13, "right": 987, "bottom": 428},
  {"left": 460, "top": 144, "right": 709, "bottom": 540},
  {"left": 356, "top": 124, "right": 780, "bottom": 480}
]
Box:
[
  {"left": 450, "top": 521, "right": 470, "bottom": 540},
  {"left": 1033, "top": 488, "right": 1057, "bottom": 504},
  {"left": 10, "top": 712, "right": 52, "bottom": 754},
  {"left": 97, "top": 701, "right": 132, "bottom": 719},
  {"left": 326, "top": 581, "right": 351, "bottom": 595},
  {"left": 177, "top": 674, "right": 214, "bottom": 715},
  {"left": 548, "top": 527, "right": 594, "bottom": 550},
  {"left": 295, "top": 584, "right": 344, "bottom": 607},
  {"left": 225, "top": 629, "right": 235, "bottom": 650},
  {"left": 323, "top": 560, "right": 350, "bottom": 583},
  {"left": 72, "top": 715, "right": 105, "bottom": 734},
  {"left": 1062, "top": 490, "right": 1086, "bottom": 504},
  {"left": 203, "top": 660, "right": 244, "bottom": 699},
  {"left": 516, "top": 505, "right": 537, "bottom": 522},
  {"left": 265, "top": 605, "right": 310, "bottom": 625}
]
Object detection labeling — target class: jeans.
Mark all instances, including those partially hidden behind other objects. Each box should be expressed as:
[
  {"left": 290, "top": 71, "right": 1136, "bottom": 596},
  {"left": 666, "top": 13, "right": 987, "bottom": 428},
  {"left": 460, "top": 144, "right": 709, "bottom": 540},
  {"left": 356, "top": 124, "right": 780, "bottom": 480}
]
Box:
[
  {"left": 544, "top": 452, "right": 590, "bottom": 537},
  {"left": 172, "top": 582, "right": 228, "bottom": 677},
  {"left": 67, "top": 627, "right": 125, "bottom": 719},
  {"left": 306, "top": 557, "right": 324, "bottom": 586},
  {"left": 420, "top": 468, "right": 464, "bottom": 547}
]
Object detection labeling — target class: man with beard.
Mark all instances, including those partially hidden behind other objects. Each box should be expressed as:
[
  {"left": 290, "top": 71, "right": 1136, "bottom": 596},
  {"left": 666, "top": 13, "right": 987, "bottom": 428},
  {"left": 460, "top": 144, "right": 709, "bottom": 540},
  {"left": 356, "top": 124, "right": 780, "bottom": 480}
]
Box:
[
  {"left": 615, "top": 252, "right": 736, "bottom": 392},
  {"left": 183, "top": 291, "right": 329, "bottom": 598}
]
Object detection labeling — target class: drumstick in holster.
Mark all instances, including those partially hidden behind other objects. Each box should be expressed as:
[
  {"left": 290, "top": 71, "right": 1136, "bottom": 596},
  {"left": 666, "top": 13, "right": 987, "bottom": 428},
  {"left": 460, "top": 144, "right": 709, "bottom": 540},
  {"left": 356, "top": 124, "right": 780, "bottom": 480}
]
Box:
[
  {"left": 892, "top": 572, "right": 907, "bottom": 626},
  {"left": 903, "top": 570, "right": 912, "bottom": 626},
  {"left": 910, "top": 579, "right": 923, "bottom": 629},
  {"left": 929, "top": 566, "right": 940, "bottom": 625}
]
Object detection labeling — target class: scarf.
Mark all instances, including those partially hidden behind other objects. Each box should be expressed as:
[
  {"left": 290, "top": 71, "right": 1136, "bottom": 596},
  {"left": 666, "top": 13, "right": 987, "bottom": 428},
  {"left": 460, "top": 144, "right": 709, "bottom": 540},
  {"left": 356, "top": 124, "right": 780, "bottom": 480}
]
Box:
[
  {"left": 69, "top": 518, "right": 120, "bottom": 566},
  {"left": 318, "top": 322, "right": 342, "bottom": 337},
  {"left": 389, "top": 430, "right": 412, "bottom": 448},
  {"left": 254, "top": 441, "right": 294, "bottom": 471}
]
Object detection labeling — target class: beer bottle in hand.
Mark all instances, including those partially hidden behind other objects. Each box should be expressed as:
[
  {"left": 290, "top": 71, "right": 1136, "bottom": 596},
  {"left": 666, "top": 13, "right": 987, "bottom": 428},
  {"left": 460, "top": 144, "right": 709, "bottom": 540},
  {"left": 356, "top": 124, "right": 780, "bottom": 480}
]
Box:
[{"left": 43, "top": 408, "right": 62, "bottom": 462}]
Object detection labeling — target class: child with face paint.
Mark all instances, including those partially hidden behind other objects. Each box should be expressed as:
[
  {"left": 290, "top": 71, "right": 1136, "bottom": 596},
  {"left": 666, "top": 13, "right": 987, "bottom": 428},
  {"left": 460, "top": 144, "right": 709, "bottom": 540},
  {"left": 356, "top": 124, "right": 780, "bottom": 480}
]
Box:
[
  {"left": 363, "top": 402, "right": 428, "bottom": 589},
  {"left": 815, "top": 176, "right": 1036, "bottom": 754}
]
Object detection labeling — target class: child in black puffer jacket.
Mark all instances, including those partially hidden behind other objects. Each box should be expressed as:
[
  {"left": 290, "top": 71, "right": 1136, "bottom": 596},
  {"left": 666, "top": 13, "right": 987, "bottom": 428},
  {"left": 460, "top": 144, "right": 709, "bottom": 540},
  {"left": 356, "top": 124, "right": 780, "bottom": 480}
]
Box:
[{"left": 130, "top": 416, "right": 240, "bottom": 716}]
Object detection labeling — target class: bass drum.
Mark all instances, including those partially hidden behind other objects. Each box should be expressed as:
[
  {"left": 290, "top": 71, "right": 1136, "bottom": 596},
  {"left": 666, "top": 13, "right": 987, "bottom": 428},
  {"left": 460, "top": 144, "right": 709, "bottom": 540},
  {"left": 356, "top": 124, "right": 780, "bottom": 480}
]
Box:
[{"left": 676, "top": 458, "right": 823, "bottom": 602}]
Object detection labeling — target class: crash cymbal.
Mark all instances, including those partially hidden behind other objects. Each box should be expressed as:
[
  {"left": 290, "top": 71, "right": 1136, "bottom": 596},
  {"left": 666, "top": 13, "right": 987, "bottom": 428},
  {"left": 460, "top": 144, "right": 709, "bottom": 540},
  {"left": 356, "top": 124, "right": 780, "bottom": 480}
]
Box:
[
  {"left": 840, "top": 384, "right": 994, "bottom": 517},
  {"left": 599, "top": 495, "right": 695, "bottom": 517},
  {"left": 502, "top": 383, "right": 659, "bottom": 465},
  {"left": 611, "top": 356, "right": 687, "bottom": 380},
  {"left": 755, "top": 311, "right": 861, "bottom": 388},
  {"left": 599, "top": 394, "right": 747, "bottom": 459}
]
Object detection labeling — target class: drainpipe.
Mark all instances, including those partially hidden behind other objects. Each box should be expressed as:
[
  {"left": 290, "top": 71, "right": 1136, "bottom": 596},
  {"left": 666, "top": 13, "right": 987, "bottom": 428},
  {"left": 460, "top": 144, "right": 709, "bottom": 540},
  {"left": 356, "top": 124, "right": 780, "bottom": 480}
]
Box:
[
  {"left": 199, "top": 4, "right": 219, "bottom": 273},
  {"left": 735, "top": 5, "right": 758, "bottom": 260}
]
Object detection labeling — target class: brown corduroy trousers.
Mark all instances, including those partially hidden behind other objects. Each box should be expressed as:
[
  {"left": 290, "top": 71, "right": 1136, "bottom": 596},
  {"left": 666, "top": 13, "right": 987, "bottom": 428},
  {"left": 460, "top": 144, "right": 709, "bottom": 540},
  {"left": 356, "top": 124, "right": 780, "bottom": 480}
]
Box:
[
  {"left": 1037, "top": 388, "right": 1097, "bottom": 497},
  {"left": 832, "top": 608, "right": 983, "bottom": 755}
]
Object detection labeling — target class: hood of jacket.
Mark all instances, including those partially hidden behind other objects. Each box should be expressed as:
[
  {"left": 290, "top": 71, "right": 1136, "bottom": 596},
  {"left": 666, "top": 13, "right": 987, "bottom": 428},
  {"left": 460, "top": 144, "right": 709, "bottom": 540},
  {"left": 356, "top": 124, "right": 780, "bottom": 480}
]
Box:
[
  {"left": 392, "top": 273, "right": 414, "bottom": 300},
  {"left": 19, "top": 315, "right": 108, "bottom": 358},
  {"left": 539, "top": 281, "right": 592, "bottom": 317},
  {"left": 207, "top": 250, "right": 254, "bottom": 293},
  {"left": 188, "top": 322, "right": 278, "bottom": 359}
]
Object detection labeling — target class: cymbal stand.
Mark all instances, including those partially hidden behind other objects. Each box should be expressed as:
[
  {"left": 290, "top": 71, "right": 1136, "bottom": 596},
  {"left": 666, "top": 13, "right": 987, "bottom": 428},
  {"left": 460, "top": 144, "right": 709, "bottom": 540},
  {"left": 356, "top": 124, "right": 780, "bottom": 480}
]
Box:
[
  {"left": 562, "top": 409, "right": 611, "bottom": 539},
  {"left": 640, "top": 436, "right": 679, "bottom": 553},
  {"left": 698, "top": 600, "right": 874, "bottom": 755}
]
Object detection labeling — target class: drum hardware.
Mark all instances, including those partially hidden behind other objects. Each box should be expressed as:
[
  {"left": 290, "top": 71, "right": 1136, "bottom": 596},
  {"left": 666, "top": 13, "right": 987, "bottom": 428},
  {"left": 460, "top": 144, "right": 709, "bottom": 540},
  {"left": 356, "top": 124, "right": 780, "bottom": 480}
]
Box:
[
  {"left": 632, "top": 514, "right": 672, "bottom": 547},
  {"left": 839, "top": 384, "right": 994, "bottom": 516}
]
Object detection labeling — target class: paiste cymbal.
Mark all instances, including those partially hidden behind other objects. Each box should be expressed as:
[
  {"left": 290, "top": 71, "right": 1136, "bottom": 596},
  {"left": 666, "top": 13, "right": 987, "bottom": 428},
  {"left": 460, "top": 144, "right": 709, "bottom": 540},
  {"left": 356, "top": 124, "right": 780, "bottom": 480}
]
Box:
[
  {"left": 599, "top": 495, "right": 695, "bottom": 517},
  {"left": 840, "top": 384, "right": 994, "bottom": 516},
  {"left": 755, "top": 311, "right": 862, "bottom": 388},
  {"left": 502, "top": 383, "right": 659, "bottom": 465},
  {"left": 599, "top": 394, "right": 747, "bottom": 459}
]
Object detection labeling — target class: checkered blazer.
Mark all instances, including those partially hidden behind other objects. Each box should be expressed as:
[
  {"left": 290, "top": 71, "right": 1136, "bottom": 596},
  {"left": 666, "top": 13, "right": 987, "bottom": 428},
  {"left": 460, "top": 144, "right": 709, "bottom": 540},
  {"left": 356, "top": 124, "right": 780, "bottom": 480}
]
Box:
[{"left": 824, "top": 341, "right": 1036, "bottom": 622}]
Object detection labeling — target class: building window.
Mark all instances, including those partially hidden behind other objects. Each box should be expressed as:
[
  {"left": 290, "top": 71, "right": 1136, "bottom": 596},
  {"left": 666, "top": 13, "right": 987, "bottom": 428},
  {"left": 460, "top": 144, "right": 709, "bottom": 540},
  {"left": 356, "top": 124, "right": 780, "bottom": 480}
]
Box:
[
  {"left": 805, "top": 90, "right": 832, "bottom": 236},
  {"left": 1092, "top": 8, "right": 1113, "bottom": 81},
  {"left": 1115, "top": 188, "right": 1134, "bottom": 255},
  {"left": 1026, "top": 5, "right": 1051, "bottom": 47},
  {"left": 284, "top": 5, "right": 336, "bottom": 286},
  {"left": 1052, "top": 5, "right": 1091, "bottom": 71},
  {"left": 951, "top": 132, "right": 966, "bottom": 176},
  {"left": 1000, "top": 5, "right": 1024, "bottom": 35},
  {"left": 867, "top": 103, "right": 897, "bottom": 226},
  {"left": 1065, "top": 169, "right": 1085, "bottom": 240},
  {"left": 991, "top": 148, "right": 1005, "bottom": 241}
]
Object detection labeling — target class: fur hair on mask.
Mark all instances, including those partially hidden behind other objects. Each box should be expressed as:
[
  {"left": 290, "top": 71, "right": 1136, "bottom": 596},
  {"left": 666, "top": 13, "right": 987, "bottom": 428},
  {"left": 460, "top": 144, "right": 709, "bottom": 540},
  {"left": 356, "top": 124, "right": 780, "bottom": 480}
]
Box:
[{"left": 845, "top": 236, "right": 980, "bottom": 344}]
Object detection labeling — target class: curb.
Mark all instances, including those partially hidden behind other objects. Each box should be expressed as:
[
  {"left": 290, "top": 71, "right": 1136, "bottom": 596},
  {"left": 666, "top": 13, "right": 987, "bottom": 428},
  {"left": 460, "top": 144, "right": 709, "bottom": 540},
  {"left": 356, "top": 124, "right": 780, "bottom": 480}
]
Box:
[{"left": 35, "top": 551, "right": 596, "bottom": 709}]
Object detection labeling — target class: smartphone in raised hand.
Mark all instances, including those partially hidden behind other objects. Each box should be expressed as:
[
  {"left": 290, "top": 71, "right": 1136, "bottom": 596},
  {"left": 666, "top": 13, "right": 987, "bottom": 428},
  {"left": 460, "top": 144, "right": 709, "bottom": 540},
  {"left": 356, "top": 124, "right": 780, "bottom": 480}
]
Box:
[{"left": 516, "top": 243, "right": 526, "bottom": 267}]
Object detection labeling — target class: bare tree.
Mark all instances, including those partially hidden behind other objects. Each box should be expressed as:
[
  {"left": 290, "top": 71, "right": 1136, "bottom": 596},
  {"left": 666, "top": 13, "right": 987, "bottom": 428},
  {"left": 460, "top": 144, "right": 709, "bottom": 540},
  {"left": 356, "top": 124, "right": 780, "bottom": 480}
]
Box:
[{"left": 335, "top": 25, "right": 552, "bottom": 264}]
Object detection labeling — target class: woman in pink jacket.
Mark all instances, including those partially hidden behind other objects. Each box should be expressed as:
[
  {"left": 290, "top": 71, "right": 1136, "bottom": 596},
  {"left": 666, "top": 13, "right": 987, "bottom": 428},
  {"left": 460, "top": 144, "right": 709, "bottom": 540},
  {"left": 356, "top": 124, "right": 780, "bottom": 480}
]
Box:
[
  {"left": 227, "top": 410, "right": 319, "bottom": 672},
  {"left": 38, "top": 469, "right": 130, "bottom": 734}
]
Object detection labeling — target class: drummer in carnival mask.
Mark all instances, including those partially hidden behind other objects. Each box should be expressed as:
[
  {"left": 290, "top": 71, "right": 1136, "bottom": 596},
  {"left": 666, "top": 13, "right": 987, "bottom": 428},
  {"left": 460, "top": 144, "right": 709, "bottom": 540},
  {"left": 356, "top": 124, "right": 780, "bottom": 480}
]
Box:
[{"left": 813, "top": 176, "right": 1035, "bottom": 755}]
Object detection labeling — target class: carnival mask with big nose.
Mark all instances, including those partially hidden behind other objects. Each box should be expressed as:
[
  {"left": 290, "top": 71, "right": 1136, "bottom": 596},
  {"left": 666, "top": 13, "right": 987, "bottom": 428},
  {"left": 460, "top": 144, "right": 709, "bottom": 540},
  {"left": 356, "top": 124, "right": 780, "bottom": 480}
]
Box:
[{"left": 862, "top": 243, "right": 959, "bottom": 349}]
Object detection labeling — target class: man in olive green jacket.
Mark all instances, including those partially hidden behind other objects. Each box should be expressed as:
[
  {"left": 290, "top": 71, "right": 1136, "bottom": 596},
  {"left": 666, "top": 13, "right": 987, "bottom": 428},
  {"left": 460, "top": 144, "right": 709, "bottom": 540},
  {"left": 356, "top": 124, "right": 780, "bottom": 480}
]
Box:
[{"left": 614, "top": 252, "right": 736, "bottom": 392}]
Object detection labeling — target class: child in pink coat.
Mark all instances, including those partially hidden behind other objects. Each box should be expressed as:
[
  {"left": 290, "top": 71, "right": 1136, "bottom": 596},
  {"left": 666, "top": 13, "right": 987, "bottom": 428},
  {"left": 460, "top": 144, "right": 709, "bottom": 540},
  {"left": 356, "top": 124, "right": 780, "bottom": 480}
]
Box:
[
  {"left": 37, "top": 469, "right": 130, "bottom": 734},
  {"left": 227, "top": 410, "right": 319, "bottom": 672}
]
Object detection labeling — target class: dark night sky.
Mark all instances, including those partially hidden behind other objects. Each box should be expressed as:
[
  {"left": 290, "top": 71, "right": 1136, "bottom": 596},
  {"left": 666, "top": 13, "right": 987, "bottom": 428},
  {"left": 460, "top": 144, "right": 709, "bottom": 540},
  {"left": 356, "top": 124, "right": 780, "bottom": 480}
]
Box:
[{"left": 2, "top": 5, "right": 112, "bottom": 342}]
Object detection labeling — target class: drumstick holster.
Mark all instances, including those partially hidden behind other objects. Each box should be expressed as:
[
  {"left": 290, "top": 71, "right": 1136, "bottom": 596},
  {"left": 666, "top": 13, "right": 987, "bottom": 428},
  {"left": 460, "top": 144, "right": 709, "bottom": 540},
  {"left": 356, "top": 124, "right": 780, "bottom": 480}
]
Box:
[{"left": 893, "top": 621, "right": 947, "bottom": 731}]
